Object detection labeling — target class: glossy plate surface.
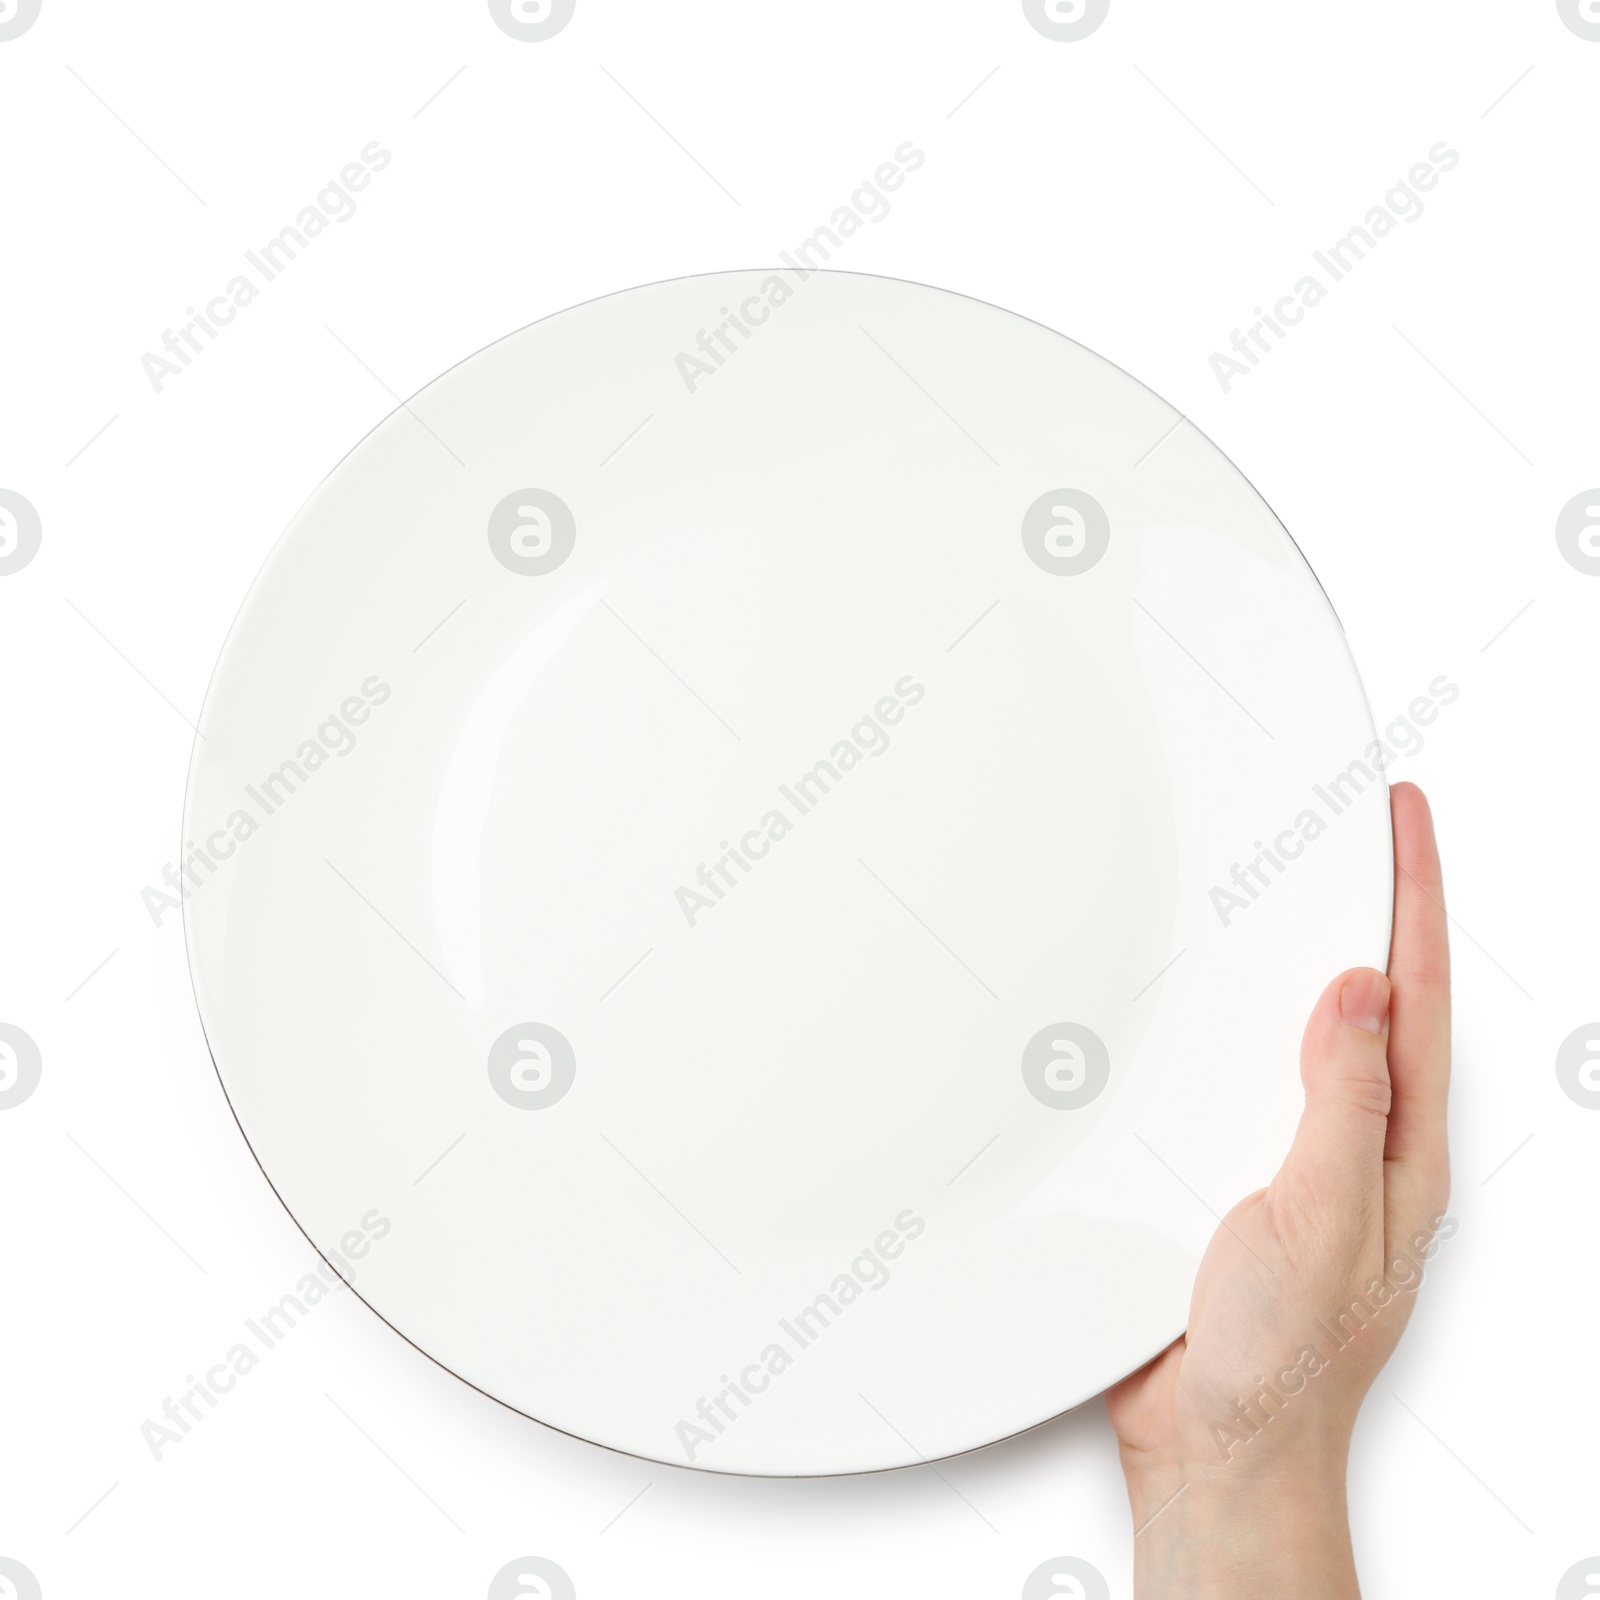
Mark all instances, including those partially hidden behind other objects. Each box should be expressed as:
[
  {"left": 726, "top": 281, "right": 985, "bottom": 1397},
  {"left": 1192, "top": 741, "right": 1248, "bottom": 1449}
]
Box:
[{"left": 185, "top": 270, "right": 1392, "bottom": 1475}]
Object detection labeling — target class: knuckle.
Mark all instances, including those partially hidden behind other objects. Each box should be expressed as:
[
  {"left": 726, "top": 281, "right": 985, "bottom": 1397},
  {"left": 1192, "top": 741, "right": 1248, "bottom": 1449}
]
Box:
[{"left": 1330, "top": 1069, "right": 1393, "bottom": 1120}]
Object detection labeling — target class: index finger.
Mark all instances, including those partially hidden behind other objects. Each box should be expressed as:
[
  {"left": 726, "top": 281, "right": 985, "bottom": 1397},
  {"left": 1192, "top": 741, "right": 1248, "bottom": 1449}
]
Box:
[{"left": 1382, "top": 781, "right": 1451, "bottom": 1202}]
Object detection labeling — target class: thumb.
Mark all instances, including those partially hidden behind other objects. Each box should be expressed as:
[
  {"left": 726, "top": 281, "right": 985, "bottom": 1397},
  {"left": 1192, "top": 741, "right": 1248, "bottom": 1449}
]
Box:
[{"left": 1279, "top": 968, "right": 1393, "bottom": 1214}]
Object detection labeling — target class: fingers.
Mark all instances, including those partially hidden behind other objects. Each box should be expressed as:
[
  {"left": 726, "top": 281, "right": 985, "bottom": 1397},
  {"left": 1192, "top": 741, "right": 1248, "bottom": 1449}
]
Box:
[
  {"left": 1382, "top": 781, "right": 1452, "bottom": 1202},
  {"left": 1280, "top": 967, "right": 1394, "bottom": 1215}
]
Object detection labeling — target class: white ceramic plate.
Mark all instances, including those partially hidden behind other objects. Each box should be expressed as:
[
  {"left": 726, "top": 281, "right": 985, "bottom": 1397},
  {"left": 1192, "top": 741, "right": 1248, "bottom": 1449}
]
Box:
[{"left": 184, "top": 270, "right": 1392, "bottom": 1476}]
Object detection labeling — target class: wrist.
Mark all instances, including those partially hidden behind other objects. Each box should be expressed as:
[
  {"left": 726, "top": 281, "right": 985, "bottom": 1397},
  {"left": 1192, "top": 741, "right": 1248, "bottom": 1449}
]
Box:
[{"left": 1122, "top": 1454, "right": 1357, "bottom": 1600}]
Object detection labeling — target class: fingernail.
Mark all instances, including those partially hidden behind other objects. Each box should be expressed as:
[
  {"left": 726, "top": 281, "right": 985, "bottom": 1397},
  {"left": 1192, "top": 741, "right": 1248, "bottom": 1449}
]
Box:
[{"left": 1340, "top": 971, "right": 1391, "bottom": 1034}]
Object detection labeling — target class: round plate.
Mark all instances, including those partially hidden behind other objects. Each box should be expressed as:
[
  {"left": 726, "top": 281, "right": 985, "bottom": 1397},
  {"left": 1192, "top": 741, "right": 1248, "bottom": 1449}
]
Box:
[{"left": 184, "top": 270, "right": 1391, "bottom": 1476}]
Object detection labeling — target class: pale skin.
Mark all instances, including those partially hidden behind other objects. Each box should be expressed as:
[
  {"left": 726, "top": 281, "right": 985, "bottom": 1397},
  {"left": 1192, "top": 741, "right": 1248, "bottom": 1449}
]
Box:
[{"left": 1107, "top": 782, "right": 1451, "bottom": 1598}]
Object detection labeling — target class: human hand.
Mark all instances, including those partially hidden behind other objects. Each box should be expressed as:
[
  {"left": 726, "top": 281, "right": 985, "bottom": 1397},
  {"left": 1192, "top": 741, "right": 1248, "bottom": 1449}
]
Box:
[{"left": 1106, "top": 781, "right": 1452, "bottom": 1598}]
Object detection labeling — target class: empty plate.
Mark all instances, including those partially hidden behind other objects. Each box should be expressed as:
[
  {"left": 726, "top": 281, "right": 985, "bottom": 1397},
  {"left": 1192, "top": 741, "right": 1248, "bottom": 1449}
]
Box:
[{"left": 184, "top": 270, "right": 1391, "bottom": 1475}]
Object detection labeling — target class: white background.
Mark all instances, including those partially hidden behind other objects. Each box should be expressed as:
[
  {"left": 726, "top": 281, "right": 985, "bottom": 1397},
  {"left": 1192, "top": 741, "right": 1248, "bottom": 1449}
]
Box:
[{"left": 2, "top": 2, "right": 1597, "bottom": 1596}]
